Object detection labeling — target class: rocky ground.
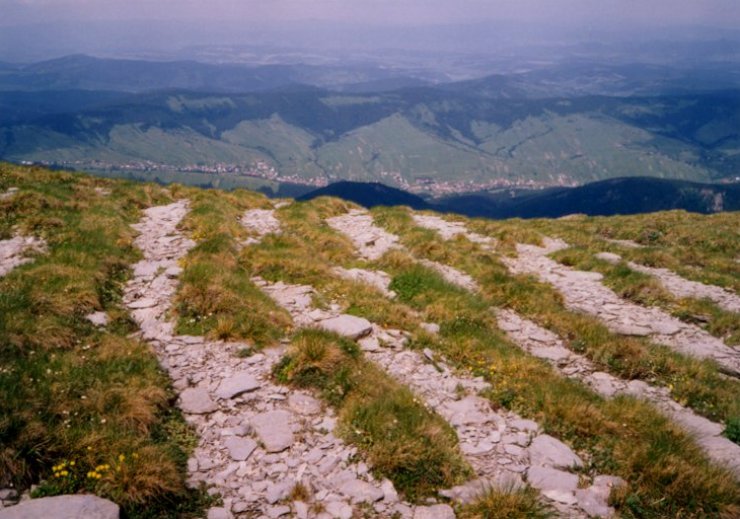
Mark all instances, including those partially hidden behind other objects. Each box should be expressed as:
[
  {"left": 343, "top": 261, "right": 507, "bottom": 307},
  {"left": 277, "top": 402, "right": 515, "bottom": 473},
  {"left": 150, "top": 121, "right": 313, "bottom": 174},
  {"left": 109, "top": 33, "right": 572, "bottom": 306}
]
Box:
[
  {"left": 123, "top": 201, "right": 456, "bottom": 519},
  {"left": 595, "top": 251, "right": 740, "bottom": 313},
  {"left": 0, "top": 235, "right": 46, "bottom": 277},
  {"left": 409, "top": 212, "right": 740, "bottom": 479},
  {"left": 505, "top": 238, "right": 740, "bottom": 376},
  {"left": 321, "top": 208, "right": 624, "bottom": 518}
]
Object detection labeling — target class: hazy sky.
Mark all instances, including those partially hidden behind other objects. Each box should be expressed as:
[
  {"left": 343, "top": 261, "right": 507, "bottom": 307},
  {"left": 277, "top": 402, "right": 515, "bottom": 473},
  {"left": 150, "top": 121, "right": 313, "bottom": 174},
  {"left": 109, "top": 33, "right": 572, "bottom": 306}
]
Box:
[{"left": 3, "top": 0, "right": 740, "bottom": 27}]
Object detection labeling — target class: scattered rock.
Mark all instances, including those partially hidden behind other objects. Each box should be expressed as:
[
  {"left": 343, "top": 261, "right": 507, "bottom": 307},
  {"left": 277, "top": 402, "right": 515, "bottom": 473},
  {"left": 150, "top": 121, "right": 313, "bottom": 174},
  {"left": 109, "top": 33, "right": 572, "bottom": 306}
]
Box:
[
  {"left": 85, "top": 311, "right": 109, "bottom": 327},
  {"left": 318, "top": 315, "right": 373, "bottom": 340},
  {"left": 179, "top": 387, "right": 217, "bottom": 414},
  {"left": 526, "top": 466, "right": 579, "bottom": 493},
  {"left": 0, "top": 495, "right": 119, "bottom": 519},
  {"left": 413, "top": 504, "right": 456, "bottom": 519},
  {"left": 528, "top": 434, "right": 583, "bottom": 469},
  {"left": 224, "top": 437, "right": 257, "bottom": 461},
  {"left": 251, "top": 410, "right": 294, "bottom": 452},
  {"left": 216, "top": 372, "right": 260, "bottom": 399}
]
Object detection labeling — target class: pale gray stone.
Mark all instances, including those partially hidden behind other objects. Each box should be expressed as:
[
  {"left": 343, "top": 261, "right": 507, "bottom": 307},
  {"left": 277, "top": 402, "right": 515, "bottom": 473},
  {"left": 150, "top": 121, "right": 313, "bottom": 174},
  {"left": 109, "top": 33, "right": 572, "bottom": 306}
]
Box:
[
  {"left": 288, "top": 393, "right": 322, "bottom": 415},
  {"left": 324, "top": 500, "right": 353, "bottom": 519},
  {"left": 224, "top": 437, "right": 257, "bottom": 461},
  {"left": 336, "top": 478, "right": 384, "bottom": 503},
  {"left": 526, "top": 466, "right": 579, "bottom": 493},
  {"left": 528, "top": 434, "right": 583, "bottom": 469},
  {"left": 251, "top": 410, "right": 294, "bottom": 452},
  {"left": 413, "top": 504, "right": 455, "bottom": 519},
  {"left": 575, "top": 488, "right": 613, "bottom": 517},
  {"left": 595, "top": 252, "right": 622, "bottom": 264},
  {"left": 85, "top": 312, "right": 109, "bottom": 327},
  {"left": 179, "top": 387, "right": 217, "bottom": 414},
  {"left": 216, "top": 371, "right": 260, "bottom": 399},
  {"left": 267, "top": 505, "right": 291, "bottom": 518},
  {"left": 318, "top": 315, "right": 373, "bottom": 340},
  {"left": 0, "top": 495, "right": 119, "bottom": 519},
  {"left": 206, "top": 507, "right": 230, "bottom": 519}
]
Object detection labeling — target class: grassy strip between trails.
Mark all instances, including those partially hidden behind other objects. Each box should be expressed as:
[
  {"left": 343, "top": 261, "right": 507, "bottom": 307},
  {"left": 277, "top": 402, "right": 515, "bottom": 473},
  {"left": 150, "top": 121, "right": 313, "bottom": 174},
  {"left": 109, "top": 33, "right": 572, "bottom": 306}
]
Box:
[
  {"left": 173, "top": 187, "right": 292, "bottom": 346},
  {"left": 369, "top": 207, "right": 740, "bottom": 517},
  {"left": 274, "top": 329, "right": 471, "bottom": 502},
  {"left": 0, "top": 165, "right": 211, "bottom": 517},
  {"left": 376, "top": 207, "right": 740, "bottom": 427}
]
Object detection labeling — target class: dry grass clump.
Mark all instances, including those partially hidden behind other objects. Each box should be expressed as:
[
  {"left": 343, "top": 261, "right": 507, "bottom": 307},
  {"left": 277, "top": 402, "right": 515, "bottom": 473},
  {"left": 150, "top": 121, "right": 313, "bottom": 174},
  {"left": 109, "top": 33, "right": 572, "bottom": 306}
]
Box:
[{"left": 459, "top": 485, "right": 553, "bottom": 518}]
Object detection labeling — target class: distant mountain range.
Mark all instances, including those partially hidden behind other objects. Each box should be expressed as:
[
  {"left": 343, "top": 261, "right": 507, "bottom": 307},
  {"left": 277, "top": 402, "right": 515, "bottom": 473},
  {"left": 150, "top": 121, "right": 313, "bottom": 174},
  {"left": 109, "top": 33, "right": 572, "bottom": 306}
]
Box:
[
  {"left": 1, "top": 55, "right": 739, "bottom": 193},
  {"left": 300, "top": 178, "right": 740, "bottom": 218}
]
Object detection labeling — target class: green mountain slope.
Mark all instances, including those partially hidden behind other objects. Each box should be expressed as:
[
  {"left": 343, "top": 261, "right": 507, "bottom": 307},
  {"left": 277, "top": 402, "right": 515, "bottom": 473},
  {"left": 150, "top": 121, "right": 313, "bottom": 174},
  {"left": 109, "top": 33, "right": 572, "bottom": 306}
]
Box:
[{"left": 1, "top": 87, "right": 737, "bottom": 191}]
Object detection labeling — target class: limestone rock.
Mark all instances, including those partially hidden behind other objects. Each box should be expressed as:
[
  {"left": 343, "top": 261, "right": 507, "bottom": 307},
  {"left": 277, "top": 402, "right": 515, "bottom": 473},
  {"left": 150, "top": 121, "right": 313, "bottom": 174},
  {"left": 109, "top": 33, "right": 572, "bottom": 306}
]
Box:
[
  {"left": 287, "top": 393, "right": 322, "bottom": 415},
  {"left": 413, "top": 504, "right": 455, "bottom": 519},
  {"left": 0, "top": 495, "right": 119, "bottom": 519},
  {"left": 224, "top": 437, "right": 257, "bottom": 461},
  {"left": 318, "top": 315, "right": 373, "bottom": 340},
  {"left": 251, "top": 410, "right": 294, "bottom": 452},
  {"left": 179, "top": 387, "right": 217, "bottom": 414},
  {"left": 336, "top": 478, "right": 384, "bottom": 503},
  {"left": 528, "top": 434, "right": 583, "bottom": 469},
  {"left": 526, "top": 466, "right": 578, "bottom": 493},
  {"left": 216, "top": 372, "right": 260, "bottom": 399},
  {"left": 85, "top": 312, "right": 109, "bottom": 327}
]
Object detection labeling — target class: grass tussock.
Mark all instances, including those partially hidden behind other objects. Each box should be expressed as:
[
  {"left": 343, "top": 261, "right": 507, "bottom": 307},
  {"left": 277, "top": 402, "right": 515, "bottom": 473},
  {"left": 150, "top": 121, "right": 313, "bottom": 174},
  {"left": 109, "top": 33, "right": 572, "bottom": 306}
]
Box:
[
  {"left": 0, "top": 164, "right": 208, "bottom": 517},
  {"left": 459, "top": 486, "right": 553, "bottom": 519},
  {"left": 274, "top": 329, "right": 471, "bottom": 500},
  {"left": 174, "top": 188, "right": 292, "bottom": 345},
  {"left": 370, "top": 206, "right": 740, "bottom": 517}
]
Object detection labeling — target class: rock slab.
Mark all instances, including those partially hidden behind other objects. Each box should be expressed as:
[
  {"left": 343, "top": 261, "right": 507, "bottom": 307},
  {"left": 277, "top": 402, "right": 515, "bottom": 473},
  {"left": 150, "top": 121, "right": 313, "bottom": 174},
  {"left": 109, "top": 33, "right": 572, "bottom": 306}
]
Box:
[{"left": 0, "top": 495, "right": 119, "bottom": 519}]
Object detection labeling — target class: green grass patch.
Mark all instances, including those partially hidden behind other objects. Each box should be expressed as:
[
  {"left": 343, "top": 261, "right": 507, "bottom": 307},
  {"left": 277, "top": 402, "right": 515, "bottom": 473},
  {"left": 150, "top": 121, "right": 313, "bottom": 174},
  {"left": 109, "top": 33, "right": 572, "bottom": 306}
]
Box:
[{"left": 174, "top": 188, "right": 292, "bottom": 345}]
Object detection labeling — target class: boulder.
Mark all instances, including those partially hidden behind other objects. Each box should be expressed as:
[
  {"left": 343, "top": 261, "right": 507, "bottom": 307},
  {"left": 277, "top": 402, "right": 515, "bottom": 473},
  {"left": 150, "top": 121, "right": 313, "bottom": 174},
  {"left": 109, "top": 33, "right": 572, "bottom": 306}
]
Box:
[
  {"left": 526, "top": 466, "right": 579, "bottom": 493},
  {"left": 216, "top": 372, "right": 260, "bottom": 399},
  {"left": 179, "top": 387, "right": 217, "bottom": 414},
  {"left": 0, "top": 495, "right": 119, "bottom": 519},
  {"left": 318, "top": 315, "right": 373, "bottom": 340},
  {"left": 251, "top": 410, "right": 294, "bottom": 452},
  {"left": 528, "top": 434, "right": 583, "bottom": 469}
]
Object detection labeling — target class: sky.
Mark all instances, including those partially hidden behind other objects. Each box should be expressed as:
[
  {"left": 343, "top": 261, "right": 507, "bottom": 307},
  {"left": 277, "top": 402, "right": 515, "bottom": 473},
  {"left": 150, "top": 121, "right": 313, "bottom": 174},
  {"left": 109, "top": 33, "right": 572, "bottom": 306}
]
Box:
[{"left": 3, "top": 0, "right": 740, "bottom": 28}]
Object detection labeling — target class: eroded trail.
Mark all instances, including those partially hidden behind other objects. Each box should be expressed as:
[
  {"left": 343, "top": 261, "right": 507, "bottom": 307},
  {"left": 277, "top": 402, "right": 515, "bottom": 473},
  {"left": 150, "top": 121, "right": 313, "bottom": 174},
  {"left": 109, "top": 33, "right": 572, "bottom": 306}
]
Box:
[
  {"left": 411, "top": 214, "right": 495, "bottom": 249},
  {"left": 241, "top": 208, "right": 282, "bottom": 246},
  {"left": 0, "top": 235, "right": 46, "bottom": 277},
  {"left": 321, "top": 208, "right": 626, "bottom": 518},
  {"left": 506, "top": 238, "right": 740, "bottom": 376},
  {"left": 409, "top": 212, "right": 740, "bottom": 480},
  {"left": 496, "top": 309, "right": 740, "bottom": 478},
  {"left": 596, "top": 251, "right": 740, "bottom": 313},
  {"left": 124, "top": 202, "right": 411, "bottom": 519}
]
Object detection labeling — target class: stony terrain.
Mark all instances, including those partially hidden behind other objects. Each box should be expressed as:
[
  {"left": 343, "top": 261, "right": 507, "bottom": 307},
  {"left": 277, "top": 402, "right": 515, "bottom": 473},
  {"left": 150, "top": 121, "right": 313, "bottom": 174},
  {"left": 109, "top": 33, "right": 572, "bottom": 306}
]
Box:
[
  {"left": 595, "top": 251, "right": 740, "bottom": 313},
  {"left": 409, "top": 212, "right": 740, "bottom": 478},
  {"left": 505, "top": 238, "right": 740, "bottom": 376},
  {"left": 322, "top": 208, "right": 625, "bottom": 517},
  {"left": 0, "top": 235, "right": 46, "bottom": 277}
]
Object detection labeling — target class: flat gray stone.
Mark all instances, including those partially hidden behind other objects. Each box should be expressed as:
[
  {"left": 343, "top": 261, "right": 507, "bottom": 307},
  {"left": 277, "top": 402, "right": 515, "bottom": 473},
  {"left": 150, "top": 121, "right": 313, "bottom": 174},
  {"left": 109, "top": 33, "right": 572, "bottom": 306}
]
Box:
[
  {"left": 224, "top": 437, "right": 257, "bottom": 461},
  {"left": 179, "top": 387, "right": 217, "bottom": 414},
  {"left": 85, "top": 312, "right": 109, "bottom": 327},
  {"left": 595, "top": 252, "right": 622, "bottom": 264},
  {"left": 318, "top": 315, "right": 373, "bottom": 340},
  {"left": 526, "top": 466, "right": 579, "bottom": 493},
  {"left": 575, "top": 487, "right": 613, "bottom": 517},
  {"left": 413, "top": 504, "right": 455, "bottom": 519},
  {"left": 251, "top": 410, "right": 294, "bottom": 452},
  {"left": 216, "top": 372, "right": 260, "bottom": 399},
  {"left": 0, "top": 495, "right": 119, "bottom": 519},
  {"left": 324, "top": 500, "right": 353, "bottom": 519},
  {"left": 336, "top": 478, "right": 384, "bottom": 503},
  {"left": 528, "top": 434, "right": 583, "bottom": 469},
  {"left": 206, "top": 507, "right": 229, "bottom": 519},
  {"left": 287, "top": 393, "right": 322, "bottom": 415}
]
